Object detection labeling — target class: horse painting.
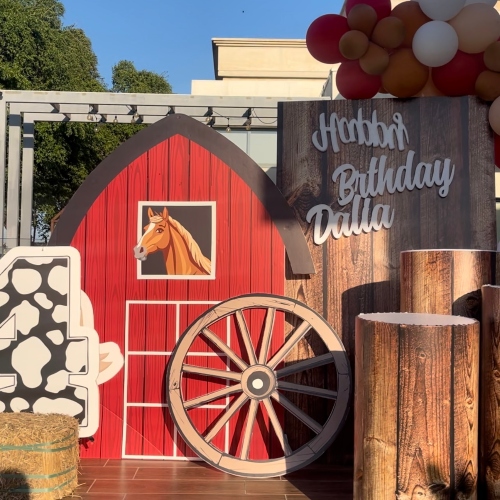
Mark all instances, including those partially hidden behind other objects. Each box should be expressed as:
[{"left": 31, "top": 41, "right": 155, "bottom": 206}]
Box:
[{"left": 133, "top": 207, "right": 212, "bottom": 276}]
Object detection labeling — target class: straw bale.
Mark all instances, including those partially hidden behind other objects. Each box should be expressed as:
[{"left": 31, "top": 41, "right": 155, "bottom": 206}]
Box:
[{"left": 0, "top": 413, "right": 79, "bottom": 499}]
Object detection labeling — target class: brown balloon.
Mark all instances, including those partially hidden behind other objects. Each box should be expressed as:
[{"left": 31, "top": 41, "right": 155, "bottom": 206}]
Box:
[
  {"left": 484, "top": 41, "right": 500, "bottom": 72},
  {"left": 476, "top": 70, "right": 500, "bottom": 101},
  {"left": 359, "top": 42, "right": 390, "bottom": 75},
  {"left": 382, "top": 48, "right": 429, "bottom": 98},
  {"left": 339, "top": 30, "right": 370, "bottom": 60},
  {"left": 371, "top": 17, "right": 406, "bottom": 50},
  {"left": 347, "top": 4, "right": 378, "bottom": 37},
  {"left": 391, "top": 1, "right": 431, "bottom": 48}
]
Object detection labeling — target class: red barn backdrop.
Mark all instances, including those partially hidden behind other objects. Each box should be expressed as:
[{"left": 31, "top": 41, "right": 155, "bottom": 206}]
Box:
[{"left": 50, "top": 114, "right": 314, "bottom": 460}]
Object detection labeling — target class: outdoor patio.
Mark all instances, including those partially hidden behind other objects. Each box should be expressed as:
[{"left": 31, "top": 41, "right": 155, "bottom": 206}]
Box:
[{"left": 67, "top": 459, "right": 352, "bottom": 499}]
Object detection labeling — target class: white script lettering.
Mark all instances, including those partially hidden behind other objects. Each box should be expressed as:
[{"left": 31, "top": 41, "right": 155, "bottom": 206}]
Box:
[
  {"left": 311, "top": 109, "right": 409, "bottom": 154},
  {"left": 308, "top": 111, "right": 456, "bottom": 244}
]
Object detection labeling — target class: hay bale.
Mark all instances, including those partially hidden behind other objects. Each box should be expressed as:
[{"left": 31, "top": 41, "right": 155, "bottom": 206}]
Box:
[{"left": 0, "top": 413, "right": 79, "bottom": 499}]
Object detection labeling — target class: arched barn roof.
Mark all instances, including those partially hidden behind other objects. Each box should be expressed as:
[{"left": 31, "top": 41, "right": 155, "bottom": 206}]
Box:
[{"left": 49, "top": 113, "right": 315, "bottom": 275}]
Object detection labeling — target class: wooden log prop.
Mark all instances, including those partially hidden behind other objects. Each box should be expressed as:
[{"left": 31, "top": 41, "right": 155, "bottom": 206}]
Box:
[
  {"left": 480, "top": 285, "right": 500, "bottom": 498},
  {"left": 354, "top": 312, "right": 479, "bottom": 500},
  {"left": 400, "top": 250, "right": 496, "bottom": 321}
]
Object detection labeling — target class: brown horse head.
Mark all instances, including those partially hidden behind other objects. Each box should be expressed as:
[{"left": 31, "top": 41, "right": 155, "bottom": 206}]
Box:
[{"left": 133, "top": 207, "right": 170, "bottom": 261}]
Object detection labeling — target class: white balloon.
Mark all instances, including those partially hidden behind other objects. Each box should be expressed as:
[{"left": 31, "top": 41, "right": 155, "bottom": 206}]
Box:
[
  {"left": 418, "top": 0, "right": 466, "bottom": 21},
  {"left": 465, "top": 0, "right": 497, "bottom": 5},
  {"left": 413, "top": 21, "right": 459, "bottom": 67}
]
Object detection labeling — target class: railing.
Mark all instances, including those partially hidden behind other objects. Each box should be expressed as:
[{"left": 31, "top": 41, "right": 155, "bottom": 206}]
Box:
[{"left": 0, "top": 239, "right": 48, "bottom": 256}]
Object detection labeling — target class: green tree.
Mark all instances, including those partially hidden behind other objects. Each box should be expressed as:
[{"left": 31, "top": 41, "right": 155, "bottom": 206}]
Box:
[
  {"left": 112, "top": 60, "right": 172, "bottom": 94},
  {"left": 0, "top": 0, "right": 173, "bottom": 239}
]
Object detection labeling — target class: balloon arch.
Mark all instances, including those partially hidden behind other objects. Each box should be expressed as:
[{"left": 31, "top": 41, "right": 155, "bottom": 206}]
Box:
[{"left": 306, "top": 0, "right": 500, "bottom": 167}]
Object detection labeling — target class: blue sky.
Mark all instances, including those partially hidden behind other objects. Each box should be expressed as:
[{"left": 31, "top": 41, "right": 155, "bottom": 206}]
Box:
[{"left": 61, "top": 1, "right": 344, "bottom": 94}]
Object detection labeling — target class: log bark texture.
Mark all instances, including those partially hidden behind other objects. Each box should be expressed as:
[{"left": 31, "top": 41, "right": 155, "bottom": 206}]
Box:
[
  {"left": 401, "top": 250, "right": 496, "bottom": 321},
  {"left": 480, "top": 285, "right": 500, "bottom": 499},
  {"left": 278, "top": 97, "right": 495, "bottom": 463},
  {"left": 354, "top": 312, "right": 479, "bottom": 500}
]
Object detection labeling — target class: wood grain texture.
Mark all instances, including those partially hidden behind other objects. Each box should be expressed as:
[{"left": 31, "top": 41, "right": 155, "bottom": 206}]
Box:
[
  {"left": 480, "top": 285, "right": 500, "bottom": 499},
  {"left": 278, "top": 97, "right": 495, "bottom": 463},
  {"left": 354, "top": 314, "right": 480, "bottom": 499},
  {"left": 101, "top": 168, "right": 129, "bottom": 458},
  {"left": 144, "top": 140, "right": 170, "bottom": 457},
  {"left": 125, "top": 155, "right": 148, "bottom": 457},
  {"left": 353, "top": 316, "right": 398, "bottom": 500},
  {"left": 278, "top": 100, "right": 328, "bottom": 457},
  {"left": 401, "top": 250, "right": 496, "bottom": 320}
]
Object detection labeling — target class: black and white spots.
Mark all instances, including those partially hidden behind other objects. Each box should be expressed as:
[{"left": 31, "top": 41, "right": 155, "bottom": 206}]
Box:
[{"left": 0, "top": 248, "right": 100, "bottom": 437}]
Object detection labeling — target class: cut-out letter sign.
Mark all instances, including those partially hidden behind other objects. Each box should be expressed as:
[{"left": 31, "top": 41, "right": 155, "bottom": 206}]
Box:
[{"left": 0, "top": 246, "right": 99, "bottom": 437}]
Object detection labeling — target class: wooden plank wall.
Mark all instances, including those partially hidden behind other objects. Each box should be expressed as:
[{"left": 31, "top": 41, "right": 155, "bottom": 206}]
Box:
[
  {"left": 278, "top": 96, "right": 496, "bottom": 464},
  {"left": 71, "top": 135, "right": 285, "bottom": 459}
]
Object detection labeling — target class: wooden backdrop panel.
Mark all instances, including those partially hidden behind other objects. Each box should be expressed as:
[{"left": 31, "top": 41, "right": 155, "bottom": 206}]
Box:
[{"left": 278, "top": 96, "right": 496, "bottom": 464}]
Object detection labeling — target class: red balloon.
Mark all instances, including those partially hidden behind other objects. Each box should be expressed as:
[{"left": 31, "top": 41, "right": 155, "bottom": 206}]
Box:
[
  {"left": 306, "top": 14, "right": 350, "bottom": 64},
  {"left": 336, "top": 61, "right": 381, "bottom": 99},
  {"left": 496, "top": 133, "right": 500, "bottom": 169},
  {"left": 345, "top": 0, "right": 392, "bottom": 20},
  {"left": 433, "top": 51, "right": 484, "bottom": 96}
]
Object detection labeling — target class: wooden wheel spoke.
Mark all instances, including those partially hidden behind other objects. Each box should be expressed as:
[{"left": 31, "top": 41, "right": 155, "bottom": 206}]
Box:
[
  {"left": 240, "top": 399, "right": 259, "bottom": 460},
  {"left": 271, "top": 391, "right": 323, "bottom": 435},
  {"left": 277, "top": 381, "right": 337, "bottom": 400},
  {"left": 184, "top": 384, "right": 243, "bottom": 410},
  {"left": 183, "top": 364, "right": 242, "bottom": 382},
  {"left": 201, "top": 328, "right": 248, "bottom": 371},
  {"left": 258, "top": 308, "right": 276, "bottom": 365},
  {"left": 262, "top": 397, "right": 292, "bottom": 457},
  {"left": 267, "top": 320, "right": 312, "bottom": 370},
  {"left": 205, "top": 392, "right": 248, "bottom": 443},
  {"left": 235, "top": 310, "right": 258, "bottom": 365},
  {"left": 275, "top": 353, "right": 334, "bottom": 379}
]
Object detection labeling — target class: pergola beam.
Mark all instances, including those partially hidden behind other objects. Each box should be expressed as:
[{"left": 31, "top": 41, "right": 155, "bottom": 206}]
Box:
[{"left": 1, "top": 89, "right": 328, "bottom": 106}]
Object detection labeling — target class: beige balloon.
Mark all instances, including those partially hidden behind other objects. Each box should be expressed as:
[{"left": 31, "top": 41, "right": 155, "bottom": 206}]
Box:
[
  {"left": 414, "top": 71, "right": 444, "bottom": 97},
  {"left": 449, "top": 3, "right": 500, "bottom": 53},
  {"left": 489, "top": 96, "right": 500, "bottom": 135}
]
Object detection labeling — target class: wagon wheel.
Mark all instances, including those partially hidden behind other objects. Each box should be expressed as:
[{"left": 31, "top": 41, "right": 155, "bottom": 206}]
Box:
[{"left": 166, "top": 294, "right": 351, "bottom": 478}]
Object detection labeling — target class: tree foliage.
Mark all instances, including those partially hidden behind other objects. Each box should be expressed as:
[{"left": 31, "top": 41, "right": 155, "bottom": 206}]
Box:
[
  {"left": 112, "top": 60, "right": 172, "bottom": 94},
  {"left": 0, "top": 0, "right": 173, "bottom": 239}
]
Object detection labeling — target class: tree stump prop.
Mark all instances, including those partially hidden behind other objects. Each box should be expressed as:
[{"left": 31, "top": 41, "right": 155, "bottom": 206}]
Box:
[
  {"left": 480, "top": 285, "right": 500, "bottom": 499},
  {"left": 400, "top": 250, "right": 496, "bottom": 321},
  {"left": 354, "top": 312, "right": 479, "bottom": 500}
]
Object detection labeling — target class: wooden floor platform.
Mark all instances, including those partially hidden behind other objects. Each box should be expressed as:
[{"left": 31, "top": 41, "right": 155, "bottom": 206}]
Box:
[{"left": 66, "top": 459, "right": 353, "bottom": 499}]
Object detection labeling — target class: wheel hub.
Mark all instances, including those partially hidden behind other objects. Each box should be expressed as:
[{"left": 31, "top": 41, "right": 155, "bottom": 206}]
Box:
[{"left": 241, "top": 365, "right": 276, "bottom": 400}]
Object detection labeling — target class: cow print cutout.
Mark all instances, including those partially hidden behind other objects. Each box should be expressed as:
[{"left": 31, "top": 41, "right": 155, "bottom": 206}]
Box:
[{"left": 0, "top": 256, "right": 89, "bottom": 425}]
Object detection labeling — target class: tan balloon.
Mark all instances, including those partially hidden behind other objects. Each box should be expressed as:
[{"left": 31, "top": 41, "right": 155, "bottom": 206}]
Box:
[
  {"left": 391, "top": 1, "right": 431, "bottom": 48},
  {"left": 382, "top": 48, "right": 429, "bottom": 98},
  {"left": 476, "top": 70, "right": 500, "bottom": 101},
  {"left": 339, "top": 30, "right": 370, "bottom": 60},
  {"left": 484, "top": 41, "right": 500, "bottom": 72},
  {"left": 347, "top": 4, "right": 378, "bottom": 37},
  {"left": 449, "top": 4, "right": 500, "bottom": 54},
  {"left": 372, "top": 17, "right": 406, "bottom": 49},
  {"left": 359, "top": 43, "right": 390, "bottom": 75},
  {"left": 489, "top": 96, "right": 500, "bottom": 135},
  {"left": 413, "top": 71, "right": 444, "bottom": 97}
]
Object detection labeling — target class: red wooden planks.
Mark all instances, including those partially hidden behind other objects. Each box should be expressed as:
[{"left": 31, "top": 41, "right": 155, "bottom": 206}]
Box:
[
  {"left": 227, "top": 170, "right": 252, "bottom": 458},
  {"left": 81, "top": 190, "right": 108, "bottom": 457},
  {"left": 101, "top": 167, "right": 128, "bottom": 457},
  {"left": 124, "top": 154, "right": 149, "bottom": 458},
  {"left": 143, "top": 142, "right": 170, "bottom": 457}
]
